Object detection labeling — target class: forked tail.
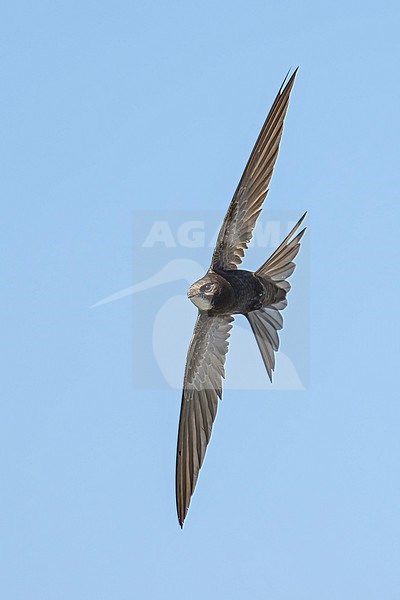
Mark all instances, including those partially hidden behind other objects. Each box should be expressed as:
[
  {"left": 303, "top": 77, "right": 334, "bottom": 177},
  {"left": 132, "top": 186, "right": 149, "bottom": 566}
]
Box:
[{"left": 246, "top": 213, "right": 307, "bottom": 381}]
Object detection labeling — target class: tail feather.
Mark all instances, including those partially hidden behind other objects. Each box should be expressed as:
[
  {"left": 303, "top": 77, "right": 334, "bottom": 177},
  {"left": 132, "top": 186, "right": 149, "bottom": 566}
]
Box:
[
  {"left": 249, "top": 212, "right": 306, "bottom": 381},
  {"left": 246, "top": 306, "right": 284, "bottom": 382}
]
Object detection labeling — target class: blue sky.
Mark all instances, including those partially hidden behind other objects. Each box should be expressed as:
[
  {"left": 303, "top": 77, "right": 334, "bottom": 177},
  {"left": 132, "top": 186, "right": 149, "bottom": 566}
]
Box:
[{"left": 1, "top": 1, "right": 400, "bottom": 598}]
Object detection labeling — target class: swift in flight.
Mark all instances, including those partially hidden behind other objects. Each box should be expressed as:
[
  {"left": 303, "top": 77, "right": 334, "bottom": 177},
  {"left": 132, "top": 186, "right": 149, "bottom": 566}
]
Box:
[{"left": 176, "top": 69, "right": 306, "bottom": 527}]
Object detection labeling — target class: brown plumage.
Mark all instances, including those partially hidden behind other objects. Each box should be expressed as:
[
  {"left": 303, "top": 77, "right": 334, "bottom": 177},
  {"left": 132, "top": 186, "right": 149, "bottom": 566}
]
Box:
[{"left": 176, "top": 69, "right": 306, "bottom": 527}]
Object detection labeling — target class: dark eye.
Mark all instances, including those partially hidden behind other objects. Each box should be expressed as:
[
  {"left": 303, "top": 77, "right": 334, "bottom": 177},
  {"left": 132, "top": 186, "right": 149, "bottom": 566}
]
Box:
[{"left": 201, "top": 283, "right": 212, "bottom": 293}]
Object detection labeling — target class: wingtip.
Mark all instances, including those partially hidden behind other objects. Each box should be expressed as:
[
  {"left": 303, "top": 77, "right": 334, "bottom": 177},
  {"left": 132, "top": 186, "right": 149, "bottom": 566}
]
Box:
[
  {"left": 280, "top": 66, "right": 299, "bottom": 94},
  {"left": 177, "top": 509, "right": 185, "bottom": 528},
  {"left": 298, "top": 211, "right": 307, "bottom": 226},
  {"left": 291, "top": 66, "right": 300, "bottom": 77}
]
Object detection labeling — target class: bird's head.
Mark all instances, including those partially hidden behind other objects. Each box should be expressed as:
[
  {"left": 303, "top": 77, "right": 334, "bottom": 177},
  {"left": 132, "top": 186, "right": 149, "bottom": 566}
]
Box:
[{"left": 187, "top": 273, "right": 227, "bottom": 311}]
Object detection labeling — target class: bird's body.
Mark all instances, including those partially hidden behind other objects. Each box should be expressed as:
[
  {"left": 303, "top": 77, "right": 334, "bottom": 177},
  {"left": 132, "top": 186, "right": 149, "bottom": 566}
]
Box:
[
  {"left": 175, "top": 69, "right": 306, "bottom": 527},
  {"left": 189, "top": 269, "right": 286, "bottom": 315}
]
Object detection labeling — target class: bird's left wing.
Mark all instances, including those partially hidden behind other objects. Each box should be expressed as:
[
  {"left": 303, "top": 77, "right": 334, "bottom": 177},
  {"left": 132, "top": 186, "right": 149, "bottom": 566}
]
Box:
[
  {"left": 176, "top": 312, "right": 233, "bottom": 527},
  {"left": 211, "top": 69, "right": 297, "bottom": 271}
]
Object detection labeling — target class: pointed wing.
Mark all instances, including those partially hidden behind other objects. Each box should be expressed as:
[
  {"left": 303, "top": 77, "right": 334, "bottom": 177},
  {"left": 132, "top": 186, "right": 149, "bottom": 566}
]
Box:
[
  {"left": 211, "top": 69, "right": 298, "bottom": 271},
  {"left": 255, "top": 212, "right": 307, "bottom": 288},
  {"left": 176, "top": 312, "right": 233, "bottom": 527},
  {"left": 248, "top": 213, "right": 307, "bottom": 380}
]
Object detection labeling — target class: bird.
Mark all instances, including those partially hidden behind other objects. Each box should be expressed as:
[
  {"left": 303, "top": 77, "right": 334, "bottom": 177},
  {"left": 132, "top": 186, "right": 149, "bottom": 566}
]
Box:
[{"left": 176, "top": 68, "right": 306, "bottom": 528}]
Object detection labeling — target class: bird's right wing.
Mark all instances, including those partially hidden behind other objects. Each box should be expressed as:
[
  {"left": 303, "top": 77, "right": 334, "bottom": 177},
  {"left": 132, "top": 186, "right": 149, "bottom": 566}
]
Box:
[
  {"left": 248, "top": 213, "right": 307, "bottom": 381},
  {"left": 211, "top": 69, "right": 297, "bottom": 271},
  {"left": 176, "top": 312, "right": 233, "bottom": 527}
]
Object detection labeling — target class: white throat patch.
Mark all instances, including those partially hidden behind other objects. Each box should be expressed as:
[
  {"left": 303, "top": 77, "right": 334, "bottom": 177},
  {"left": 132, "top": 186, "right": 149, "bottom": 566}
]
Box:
[{"left": 190, "top": 295, "right": 212, "bottom": 311}]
